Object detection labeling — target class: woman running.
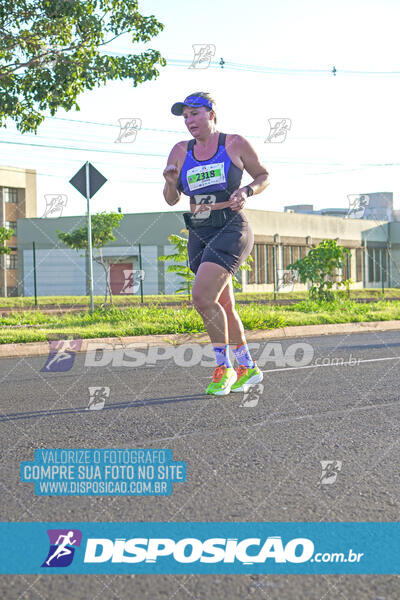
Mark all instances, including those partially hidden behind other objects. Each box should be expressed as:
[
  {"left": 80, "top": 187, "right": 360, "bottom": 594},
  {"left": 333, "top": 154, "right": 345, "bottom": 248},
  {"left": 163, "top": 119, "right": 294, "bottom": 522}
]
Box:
[{"left": 163, "top": 92, "right": 270, "bottom": 396}]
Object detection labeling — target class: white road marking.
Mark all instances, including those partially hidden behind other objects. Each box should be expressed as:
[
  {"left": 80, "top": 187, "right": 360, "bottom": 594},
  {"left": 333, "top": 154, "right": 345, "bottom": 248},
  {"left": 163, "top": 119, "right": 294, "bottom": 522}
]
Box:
[
  {"left": 201, "top": 355, "right": 400, "bottom": 377},
  {"left": 262, "top": 355, "right": 400, "bottom": 373}
]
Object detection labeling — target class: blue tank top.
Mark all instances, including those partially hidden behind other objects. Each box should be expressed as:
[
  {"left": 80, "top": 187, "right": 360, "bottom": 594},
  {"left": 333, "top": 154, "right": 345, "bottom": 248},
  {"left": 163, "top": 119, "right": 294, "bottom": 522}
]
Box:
[{"left": 177, "top": 132, "right": 243, "bottom": 205}]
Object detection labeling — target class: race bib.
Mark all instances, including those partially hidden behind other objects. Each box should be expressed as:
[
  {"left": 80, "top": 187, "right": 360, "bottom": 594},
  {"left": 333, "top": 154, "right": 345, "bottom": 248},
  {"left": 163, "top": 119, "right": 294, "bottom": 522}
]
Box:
[{"left": 186, "top": 162, "right": 226, "bottom": 191}]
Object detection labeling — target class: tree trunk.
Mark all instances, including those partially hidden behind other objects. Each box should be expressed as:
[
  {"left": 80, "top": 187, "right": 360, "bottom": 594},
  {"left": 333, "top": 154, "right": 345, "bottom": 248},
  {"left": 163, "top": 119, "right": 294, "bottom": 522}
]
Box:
[
  {"left": 94, "top": 254, "right": 108, "bottom": 306},
  {"left": 98, "top": 247, "right": 113, "bottom": 306}
]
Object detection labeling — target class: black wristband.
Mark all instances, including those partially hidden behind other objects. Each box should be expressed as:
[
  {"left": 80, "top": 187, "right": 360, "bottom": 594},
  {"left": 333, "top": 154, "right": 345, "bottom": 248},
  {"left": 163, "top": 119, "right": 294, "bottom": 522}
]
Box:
[{"left": 246, "top": 185, "right": 254, "bottom": 197}]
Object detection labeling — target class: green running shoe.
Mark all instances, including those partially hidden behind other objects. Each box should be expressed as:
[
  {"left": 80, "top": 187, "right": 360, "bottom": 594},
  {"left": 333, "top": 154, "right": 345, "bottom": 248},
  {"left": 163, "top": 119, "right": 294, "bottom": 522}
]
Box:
[
  {"left": 206, "top": 365, "right": 237, "bottom": 396},
  {"left": 230, "top": 362, "right": 263, "bottom": 393}
]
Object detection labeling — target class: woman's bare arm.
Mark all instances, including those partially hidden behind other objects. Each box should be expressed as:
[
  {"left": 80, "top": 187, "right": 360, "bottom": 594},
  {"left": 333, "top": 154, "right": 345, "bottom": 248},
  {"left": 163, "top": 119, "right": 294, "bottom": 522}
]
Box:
[
  {"left": 227, "top": 135, "right": 270, "bottom": 211},
  {"left": 163, "top": 142, "right": 185, "bottom": 205},
  {"left": 237, "top": 135, "right": 270, "bottom": 194}
]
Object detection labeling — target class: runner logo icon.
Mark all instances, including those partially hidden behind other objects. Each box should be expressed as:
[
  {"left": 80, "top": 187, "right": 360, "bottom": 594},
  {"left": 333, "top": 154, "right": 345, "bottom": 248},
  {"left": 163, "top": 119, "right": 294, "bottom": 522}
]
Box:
[
  {"left": 41, "top": 339, "right": 82, "bottom": 372},
  {"left": 41, "top": 529, "right": 82, "bottom": 567}
]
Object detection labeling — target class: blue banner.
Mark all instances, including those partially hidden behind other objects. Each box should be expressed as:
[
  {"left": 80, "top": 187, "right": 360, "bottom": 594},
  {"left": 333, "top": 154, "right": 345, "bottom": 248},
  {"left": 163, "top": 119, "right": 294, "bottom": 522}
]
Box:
[{"left": 0, "top": 522, "right": 399, "bottom": 574}]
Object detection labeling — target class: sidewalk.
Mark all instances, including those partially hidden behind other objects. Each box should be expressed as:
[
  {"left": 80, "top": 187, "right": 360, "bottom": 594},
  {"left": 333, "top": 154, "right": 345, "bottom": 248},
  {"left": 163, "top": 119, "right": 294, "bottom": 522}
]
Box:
[{"left": 1, "top": 320, "right": 399, "bottom": 359}]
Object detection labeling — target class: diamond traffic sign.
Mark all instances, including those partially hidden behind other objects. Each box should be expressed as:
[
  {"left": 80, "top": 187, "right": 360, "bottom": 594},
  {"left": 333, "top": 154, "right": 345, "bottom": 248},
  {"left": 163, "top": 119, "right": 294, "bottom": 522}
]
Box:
[{"left": 69, "top": 162, "right": 107, "bottom": 199}]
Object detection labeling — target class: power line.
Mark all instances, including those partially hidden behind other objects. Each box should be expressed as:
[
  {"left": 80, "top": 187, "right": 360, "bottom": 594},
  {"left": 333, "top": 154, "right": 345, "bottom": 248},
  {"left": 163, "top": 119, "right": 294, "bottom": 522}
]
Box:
[
  {"left": 47, "top": 115, "right": 184, "bottom": 134},
  {"left": 97, "top": 49, "right": 400, "bottom": 76},
  {"left": 0, "top": 139, "right": 166, "bottom": 157},
  {"left": 167, "top": 58, "right": 331, "bottom": 75},
  {"left": 185, "top": 58, "right": 400, "bottom": 76},
  {"left": 0, "top": 161, "right": 398, "bottom": 190},
  {"left": 17, "top": 114, "right": 278, "bottom": 142},
  {"left": 1, "top": 139, "right": 399, "bottom": 169},
  {"left": 43, "top": 116, "right": 349, "bottom": 143}
]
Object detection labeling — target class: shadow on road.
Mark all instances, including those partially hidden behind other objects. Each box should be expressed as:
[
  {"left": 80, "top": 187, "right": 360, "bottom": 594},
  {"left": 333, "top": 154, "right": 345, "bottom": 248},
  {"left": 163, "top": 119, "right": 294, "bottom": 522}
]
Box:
[{"left": 0, "top": 394, "right": 209, "bottom": 422}]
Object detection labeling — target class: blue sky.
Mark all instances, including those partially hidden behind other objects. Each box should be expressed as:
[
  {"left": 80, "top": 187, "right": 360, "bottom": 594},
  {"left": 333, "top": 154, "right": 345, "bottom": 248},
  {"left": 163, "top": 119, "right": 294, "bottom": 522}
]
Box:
[{"left": 1, "top": 0, "right": 400, "bottom": 217}]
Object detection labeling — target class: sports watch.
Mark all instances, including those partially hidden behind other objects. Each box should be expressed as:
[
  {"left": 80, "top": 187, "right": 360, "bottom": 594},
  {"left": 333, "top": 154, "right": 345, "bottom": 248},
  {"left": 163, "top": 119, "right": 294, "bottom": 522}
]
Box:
[{"left": 245, "top": 185, "right": 254, "bottom": 197}]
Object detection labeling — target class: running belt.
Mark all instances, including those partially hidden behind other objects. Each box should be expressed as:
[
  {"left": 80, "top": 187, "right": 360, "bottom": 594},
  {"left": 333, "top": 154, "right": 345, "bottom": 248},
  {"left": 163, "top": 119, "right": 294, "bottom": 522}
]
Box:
[{"left": 177, "top": 132, "right": 243, "bottom": 206}]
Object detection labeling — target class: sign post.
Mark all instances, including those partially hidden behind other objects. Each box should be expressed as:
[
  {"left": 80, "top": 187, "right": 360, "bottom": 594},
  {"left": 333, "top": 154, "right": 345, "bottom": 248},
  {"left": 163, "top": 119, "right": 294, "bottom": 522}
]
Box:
[
  {"left": 85, "top": 163, "right": 94, "bottom": 311},
  {"left": 69, "top": 162, "right": 107, "bottom": 312}
]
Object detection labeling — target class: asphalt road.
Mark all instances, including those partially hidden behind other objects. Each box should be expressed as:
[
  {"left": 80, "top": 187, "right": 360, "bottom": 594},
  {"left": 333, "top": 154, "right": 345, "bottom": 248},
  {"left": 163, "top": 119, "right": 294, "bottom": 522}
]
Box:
[{"left": 1, "top": 330, "right": 400, "bottom": 599}]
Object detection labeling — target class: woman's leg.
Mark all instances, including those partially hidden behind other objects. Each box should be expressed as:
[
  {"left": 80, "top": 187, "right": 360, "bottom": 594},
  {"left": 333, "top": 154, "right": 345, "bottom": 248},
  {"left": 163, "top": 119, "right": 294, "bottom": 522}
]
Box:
[
  {"left": 218, "top": 277, "right": 259, "bottom": 377},
  {"left": 217, "top": 277, "right": 246, "bottom": 348},
  {"left": 192, "top": 261, "right": 238, "bottom": 395},
  {"left": 191, "top": 261, "right": 232, "bottom": 345}
]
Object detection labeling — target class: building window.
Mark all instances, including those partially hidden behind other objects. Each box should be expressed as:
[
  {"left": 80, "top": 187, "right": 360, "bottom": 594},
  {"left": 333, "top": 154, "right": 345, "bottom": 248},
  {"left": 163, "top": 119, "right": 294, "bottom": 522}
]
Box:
[
  {"left": 356, "top": 248, "right": 363, "bottom": 282},
  {"left": 342, "top": 249, "right": 351, "bottom": 280},
  {"left": 283, "top": 246, "right": 291, "bottom": 269},
  {"left": 382, "top": 249, "right": 387, "bottom": 282},
  {"left": 248, "top": 244, "right": 266, "bottom": 284},
  {"left": 248, "top": 244, "right": 275, "bottom": 284},
  {"left": 248, "top": 246, "right": 257, "bottom": 284},
  {"left": 267, "top": 245, "right": 274, "bottom": 283},
  {"left": 367, "top": 247, "right": 386, "bottom": 282},
  {"left": 5, "top": 254, "right": 17, "bottom": 269},
  {"left": 367, "top": 249, "right": 374, "bottom": 282},
  {"left": 292, "top": 246, "right": 300, "bottom": 263},
  {"left": 249, "top": 244, "right": 288, "bottom": 285},
  {"left": 374, "top": 248, "right": 381, "bottom": 282},
  {"left": 3, "top": 188, "right": 18, "bottom": 203},
  {"left": 301, "top": 246, "right": 310, "bottom": 258},
  {"left": 5, "top": 221, "right": 17, "bottom": 233},
  {"left": 256, "top": 244, "right": 266, "bottom": 284},
  {"left": 282, "top": 245, "right": 303, "bottom": 268}
]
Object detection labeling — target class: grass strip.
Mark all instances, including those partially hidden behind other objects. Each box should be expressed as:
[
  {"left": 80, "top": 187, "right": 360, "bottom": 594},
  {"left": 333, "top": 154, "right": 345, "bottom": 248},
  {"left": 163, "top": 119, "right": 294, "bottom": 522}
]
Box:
[
  {"left": 1, "top": 299, "right": 400, "bottom": 345},
  {"left": 0, "top": 288, "right": 397, "bottom": 309}
]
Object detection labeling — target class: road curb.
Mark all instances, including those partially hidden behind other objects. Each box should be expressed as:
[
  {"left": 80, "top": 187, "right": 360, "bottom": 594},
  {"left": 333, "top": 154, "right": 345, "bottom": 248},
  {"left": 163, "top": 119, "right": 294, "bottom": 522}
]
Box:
[{"left": 1, "top": 320, "right": 400, "bottom": 359}]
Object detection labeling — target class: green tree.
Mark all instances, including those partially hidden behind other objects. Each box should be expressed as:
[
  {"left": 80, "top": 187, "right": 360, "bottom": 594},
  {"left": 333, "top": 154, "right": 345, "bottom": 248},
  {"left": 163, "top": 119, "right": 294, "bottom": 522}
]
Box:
[
  {"left": 158, "top": 231, "right": 194, "bottom": 298},
  {"left": 158, "top": 229, "right": 253, "bottom": 297},
  {"left": 0, "top": 0, "right": 166, "bottom": 133},
  {"left": 0, "top": 226, "right": 15, "bottom": 254},
  {"left": 288, "top": 239, "right": 351, "bottom": 302},
  {"left": 57, "top": 211, "right": 124, "bottom": 305},
  {"left": 0, "top": 226, "right": 15, "bottom": 297}
]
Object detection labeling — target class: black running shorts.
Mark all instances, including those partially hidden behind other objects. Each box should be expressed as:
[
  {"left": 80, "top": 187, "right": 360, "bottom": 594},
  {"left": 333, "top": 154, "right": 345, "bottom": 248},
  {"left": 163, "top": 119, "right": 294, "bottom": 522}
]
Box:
[{"left": 187, "top": 210, "right": 254, "bottom": 276}]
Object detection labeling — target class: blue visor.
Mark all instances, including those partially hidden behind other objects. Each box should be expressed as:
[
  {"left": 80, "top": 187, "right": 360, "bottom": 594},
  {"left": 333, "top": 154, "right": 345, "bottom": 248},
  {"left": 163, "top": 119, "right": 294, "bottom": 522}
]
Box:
[{"left": 171, "top": 95, "right": 213, "bottom": 116}]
